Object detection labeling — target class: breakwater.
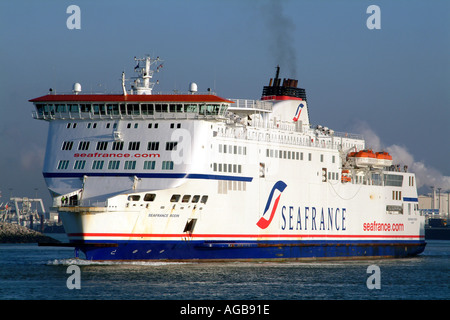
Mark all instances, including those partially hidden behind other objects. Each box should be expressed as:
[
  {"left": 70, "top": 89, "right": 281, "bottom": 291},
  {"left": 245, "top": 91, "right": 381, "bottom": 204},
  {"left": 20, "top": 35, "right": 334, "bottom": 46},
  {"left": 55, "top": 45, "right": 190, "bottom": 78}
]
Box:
[{"left": 0, "top": 222, "right": 60, "bottom": 243}]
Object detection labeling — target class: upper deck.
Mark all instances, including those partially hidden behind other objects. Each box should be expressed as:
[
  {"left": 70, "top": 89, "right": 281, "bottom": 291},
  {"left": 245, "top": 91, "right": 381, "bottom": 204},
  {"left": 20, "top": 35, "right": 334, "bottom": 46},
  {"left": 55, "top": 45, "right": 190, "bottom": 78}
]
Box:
[{"left": 30, "top": 93, "right": 233, "bottom": 121}]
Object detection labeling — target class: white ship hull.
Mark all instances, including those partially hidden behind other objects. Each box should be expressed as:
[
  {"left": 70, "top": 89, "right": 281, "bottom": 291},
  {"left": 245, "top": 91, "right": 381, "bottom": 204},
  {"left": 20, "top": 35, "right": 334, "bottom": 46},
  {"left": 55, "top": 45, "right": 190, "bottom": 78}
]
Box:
[{"left": 58, "top": 177, "right": 425, "bottom": 260}]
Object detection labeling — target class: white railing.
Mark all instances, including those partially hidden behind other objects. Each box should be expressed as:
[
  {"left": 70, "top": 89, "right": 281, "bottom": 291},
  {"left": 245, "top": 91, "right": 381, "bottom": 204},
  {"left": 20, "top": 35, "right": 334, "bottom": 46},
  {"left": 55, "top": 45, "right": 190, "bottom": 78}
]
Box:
[
  {"left": 229, "top": 99, "right": 273, "bottom": 111},
  {"left": 31, "top": 110, "right": 226, "bottom": 121},
  {"left": 216, "top": 119, "right": 365, "bottom": 151}
]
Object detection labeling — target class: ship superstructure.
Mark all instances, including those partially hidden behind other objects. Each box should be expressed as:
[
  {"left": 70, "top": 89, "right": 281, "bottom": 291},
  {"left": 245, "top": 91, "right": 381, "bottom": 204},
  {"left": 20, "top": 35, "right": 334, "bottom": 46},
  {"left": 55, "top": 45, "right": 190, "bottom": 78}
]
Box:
[{"left": 31, "top": 56, "right": 425, "bottom": 260}]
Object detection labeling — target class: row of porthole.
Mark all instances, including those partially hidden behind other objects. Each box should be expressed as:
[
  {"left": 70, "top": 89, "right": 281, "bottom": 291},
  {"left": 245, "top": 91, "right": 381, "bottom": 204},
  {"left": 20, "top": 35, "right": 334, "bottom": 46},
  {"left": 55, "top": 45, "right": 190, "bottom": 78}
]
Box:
[
  {"left": 110, "top": 249, "right": 165, "bottom": 255},
  {"left": 126, "top": 193, "right": 209, "bottom": 206}
]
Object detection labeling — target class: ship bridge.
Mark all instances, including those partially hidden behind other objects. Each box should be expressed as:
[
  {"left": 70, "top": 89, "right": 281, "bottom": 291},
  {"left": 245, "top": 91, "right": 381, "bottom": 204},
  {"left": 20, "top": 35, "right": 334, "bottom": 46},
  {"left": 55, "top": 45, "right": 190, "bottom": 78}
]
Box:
[{"left": 30, "top": 94, "right": 233, "bottom": 121}]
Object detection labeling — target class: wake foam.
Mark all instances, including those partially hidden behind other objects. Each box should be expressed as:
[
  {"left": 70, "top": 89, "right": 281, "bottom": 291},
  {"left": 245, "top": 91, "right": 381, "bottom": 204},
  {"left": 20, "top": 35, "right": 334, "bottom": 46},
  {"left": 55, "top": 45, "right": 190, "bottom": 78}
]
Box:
[{"left": 46, "top": 258, "right": 190, "bottom": 266}]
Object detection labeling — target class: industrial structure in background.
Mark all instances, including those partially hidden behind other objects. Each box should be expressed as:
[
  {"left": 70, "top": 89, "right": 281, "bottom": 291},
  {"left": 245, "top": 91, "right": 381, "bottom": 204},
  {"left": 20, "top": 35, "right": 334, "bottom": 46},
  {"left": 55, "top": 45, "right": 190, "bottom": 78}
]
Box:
[
  {"left": 0, "top": 194, "right": 62, "bottom": 232},
  {"left": 418, "top": 187, "right": 450, "bottom": 239}
]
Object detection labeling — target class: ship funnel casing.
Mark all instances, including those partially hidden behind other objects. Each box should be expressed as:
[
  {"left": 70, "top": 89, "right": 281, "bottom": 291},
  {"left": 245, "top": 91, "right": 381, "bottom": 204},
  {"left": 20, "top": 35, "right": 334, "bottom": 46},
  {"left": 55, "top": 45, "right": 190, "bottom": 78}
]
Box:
[
  {"left": 270, "top": 99, "right": 310, "bottom": 126},
  {"left": 261, "top": 66, "right": 306, "bottom": 101}
]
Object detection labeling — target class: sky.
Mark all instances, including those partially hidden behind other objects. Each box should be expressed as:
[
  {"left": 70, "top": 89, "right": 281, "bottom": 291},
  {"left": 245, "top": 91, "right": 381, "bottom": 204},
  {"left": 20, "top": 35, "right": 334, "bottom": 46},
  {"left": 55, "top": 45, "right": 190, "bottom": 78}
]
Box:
[{"left": 1, "top": 0, "right": 449, "bottom": 209}]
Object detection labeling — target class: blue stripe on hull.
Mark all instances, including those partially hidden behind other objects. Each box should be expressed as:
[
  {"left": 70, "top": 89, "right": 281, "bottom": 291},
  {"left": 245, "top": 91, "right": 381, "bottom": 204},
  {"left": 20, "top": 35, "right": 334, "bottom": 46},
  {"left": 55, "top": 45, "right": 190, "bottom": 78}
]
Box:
[{"left": 75, "top": 240, "right": 426, "bottom": 261}]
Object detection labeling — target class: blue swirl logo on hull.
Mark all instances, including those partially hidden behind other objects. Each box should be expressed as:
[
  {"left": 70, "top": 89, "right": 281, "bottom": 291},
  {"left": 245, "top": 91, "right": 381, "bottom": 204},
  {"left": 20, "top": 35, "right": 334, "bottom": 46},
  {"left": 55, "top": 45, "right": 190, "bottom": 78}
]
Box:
[{"left": 256, "top": 180, "right": 287, "bottom": 229}]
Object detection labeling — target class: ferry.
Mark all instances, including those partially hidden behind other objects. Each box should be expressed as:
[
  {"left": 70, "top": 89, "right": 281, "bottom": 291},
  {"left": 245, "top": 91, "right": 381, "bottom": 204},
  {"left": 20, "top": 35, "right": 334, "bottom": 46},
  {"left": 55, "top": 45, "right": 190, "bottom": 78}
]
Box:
[{"left": 32, "top": 56, "right": 426, "bottom": 260}]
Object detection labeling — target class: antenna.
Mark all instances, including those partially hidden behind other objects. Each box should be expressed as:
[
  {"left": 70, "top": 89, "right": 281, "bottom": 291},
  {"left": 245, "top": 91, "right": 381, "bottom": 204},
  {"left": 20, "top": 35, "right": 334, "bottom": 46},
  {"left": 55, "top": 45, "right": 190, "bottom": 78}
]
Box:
[
  {"left": 121, "top": 72, "right": 127, "bottom": 96},
  {"left": 130, "top": 55, "right": 164, "bottom": 95}
]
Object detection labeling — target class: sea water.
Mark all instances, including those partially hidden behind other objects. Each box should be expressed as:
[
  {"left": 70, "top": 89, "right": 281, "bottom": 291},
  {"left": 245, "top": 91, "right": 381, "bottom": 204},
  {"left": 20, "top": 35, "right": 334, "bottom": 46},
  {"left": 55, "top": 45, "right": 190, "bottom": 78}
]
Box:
[{"left": 0, "top": 235, "right": 448, "bottom": 300}]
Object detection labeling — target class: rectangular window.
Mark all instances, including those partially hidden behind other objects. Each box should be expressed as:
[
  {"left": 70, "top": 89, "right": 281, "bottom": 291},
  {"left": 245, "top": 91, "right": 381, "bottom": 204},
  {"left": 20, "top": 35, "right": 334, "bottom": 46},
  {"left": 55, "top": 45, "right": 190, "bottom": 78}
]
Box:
[
  {"left": 62, "top": 141, "right": 74, "bottom": 151},
  {"left": 143, "top": 160, "right": 156, "bottom": 170},
  {"left": 162, "top": 161, "right": 174, "bottom": 170},
  {"left": 144, "top": 193, "right": 156, "bottom": 201},
  {"left": 108, "top": 160, "right": 120, "bottom": 170},
  {"left": 128, "top": 195, "right": 140, "bottom": 201},
  {"left": 112, "top": 141, "right": 124, "bottom": 150},
  {"left": 78, "top": 141, "right": 90, "bottom": 151},
  {"left": 147, "top": 141, "right": 160, "bottom": 150},
  {"left": 128, "top": 141, "right": 140, "bottom": 151},
  {"left": 92, "top": 160, "right": 104, "bottom": 170},
  {"left": 124, "top": 160, "right": 136, "bottom": 170},
  {"left": 166, "top": 142, "right": 178, "bottom": 151},
  {"left": 384, "top": 174, "right": 403, "bottom": 187},
  {"left": 74, "top": 160, "right": 86, "bottom": 170},
  {"left": 96, "top": 141, "right": 108, "bottom": 151},
  {"left": 57, "top": 160, "right": 69, "bottom": 170}
]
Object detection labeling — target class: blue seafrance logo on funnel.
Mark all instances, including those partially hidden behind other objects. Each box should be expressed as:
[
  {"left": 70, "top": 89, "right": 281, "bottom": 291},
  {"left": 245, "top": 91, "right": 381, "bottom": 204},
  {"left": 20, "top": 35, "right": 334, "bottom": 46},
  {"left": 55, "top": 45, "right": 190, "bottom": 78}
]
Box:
[
  {"left": 293, "top": 103, "right": 304, "bottom": 122},
  {"left": 257, "top": 181, "right": 287, "bottom": 229}
]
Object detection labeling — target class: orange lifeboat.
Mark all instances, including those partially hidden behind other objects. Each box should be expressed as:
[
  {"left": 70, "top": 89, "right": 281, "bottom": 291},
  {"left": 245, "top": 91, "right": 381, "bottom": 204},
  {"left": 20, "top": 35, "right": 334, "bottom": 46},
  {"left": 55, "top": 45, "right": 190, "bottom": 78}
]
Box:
[
  {"left": 347, "top": 151, "right": 357, "bottom": 159},
  {"left": 353, "top": 149, "right": 377, "bottom": 168},
  {"left": 375, "top": 151, "right": 393, "bottom": 168},
  {"left": 341, "top": 169, "right": 351, "bottom": 183}
]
